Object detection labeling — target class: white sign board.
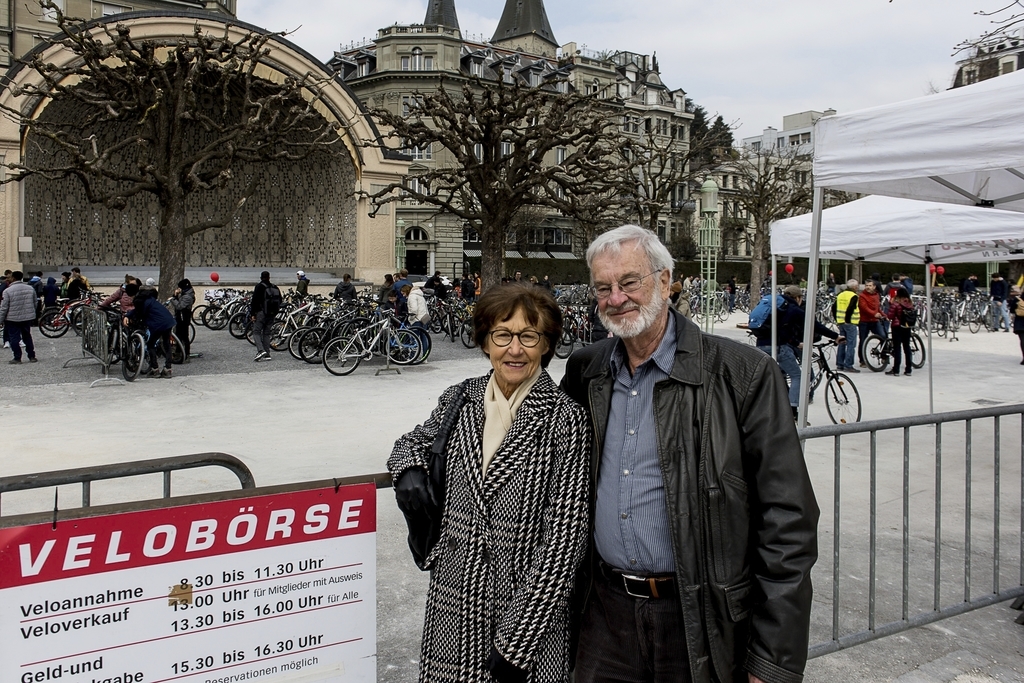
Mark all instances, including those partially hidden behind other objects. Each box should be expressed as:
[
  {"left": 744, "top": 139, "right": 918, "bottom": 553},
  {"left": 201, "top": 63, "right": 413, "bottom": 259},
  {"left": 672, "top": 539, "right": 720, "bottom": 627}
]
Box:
[{"left": 0, "top": 485, "right": 377, "bottom": 683}]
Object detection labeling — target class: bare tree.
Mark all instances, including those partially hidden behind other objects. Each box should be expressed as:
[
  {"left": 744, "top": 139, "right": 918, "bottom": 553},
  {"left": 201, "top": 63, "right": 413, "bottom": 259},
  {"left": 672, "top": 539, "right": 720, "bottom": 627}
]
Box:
[
  {"left": 951, "top": 1, "right": 1024, "bottom": 53},
  {"left": 619, "top": 114, "right": 734, "bottom": 235},
  {"left": 1, "top": 2, "right": 343, "bottom": 296},
  {"left": 363, "top": 76, "right": 629, "bottom": 289},
  {"left": 728, "top": 147, "right": 814, "bottom": 303}
]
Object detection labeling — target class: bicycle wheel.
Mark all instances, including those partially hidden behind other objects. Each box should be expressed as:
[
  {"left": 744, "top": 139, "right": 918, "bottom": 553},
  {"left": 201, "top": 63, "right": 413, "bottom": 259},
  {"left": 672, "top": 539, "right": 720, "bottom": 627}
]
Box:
[
  {"left": 188, "top": 321, "right": 196, "bottom": 344},
  {"left": 429, "top": 315, "right": 443, "bottom": 334},
  {"left": 121, "top": 332, "right": 145, "bottom": 382},
  {"left": 301, "top": 329, "right": 329, "bottom": 364},
  {"left": 825, "top": 373, "right": 862, "bottom": 424},
  {"left": 38, "top": 308, "right": 69, "bottom": 338},
  {"left": 387, "top": 329, "right": 421, "bottom": 365},
  {"left": 170, "top": 333, "right": 185, "bottom": 365},
  {"left": 322, "top": 336, "right": 362, "bottom": 376},
  {"left": 968, "top": 316, "right": 981, "bottom": 334},
  {"left": 228, "top": 311, "right": 250, "bottom": 339},
  {"left": 862, "top": 334, "right": 890, "bottom": 372},
  {"left": 288, "top": 326, "right": 311, "bottom": 360},
  {"left": 205, "top": 306, "right": 230, "bottom": 330},
  {"left": 269, "top": 320, "right": 290, "bottom": 351},
  {"left": 460, "top": 321, "right": 476, "bottom": 348},
  {"left": 71, "top": 306, "right": 85, "bottom": 336},
  {"left": 910, "top": 333, "right": 926, "bottom": 369},
  {"left": 716, "top": 301, "right": 729, "bottom": 323},
  {"left": 554, "top": 329, "right": 575, "bottom": 359}
]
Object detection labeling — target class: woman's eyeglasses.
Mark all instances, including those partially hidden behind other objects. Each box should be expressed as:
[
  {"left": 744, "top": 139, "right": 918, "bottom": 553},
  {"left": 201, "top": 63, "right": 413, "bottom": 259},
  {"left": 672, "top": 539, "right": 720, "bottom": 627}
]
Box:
[{"left": 489, "top": 330, "right": 542, "bottom": 347}]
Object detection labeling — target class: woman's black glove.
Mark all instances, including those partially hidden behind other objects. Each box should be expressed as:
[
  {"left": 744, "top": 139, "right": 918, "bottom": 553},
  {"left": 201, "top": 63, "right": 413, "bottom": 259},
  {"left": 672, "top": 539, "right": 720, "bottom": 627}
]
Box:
[
  {"left": 394, "top": 467, "right": 430, "bottom": 514},
  {"left": 486, "top": 646, "right": 528, "bottom": 683}
]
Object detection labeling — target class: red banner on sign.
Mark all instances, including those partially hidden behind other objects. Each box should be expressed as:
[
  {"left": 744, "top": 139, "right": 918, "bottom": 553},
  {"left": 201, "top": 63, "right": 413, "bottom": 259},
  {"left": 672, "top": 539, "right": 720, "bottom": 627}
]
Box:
[{"left": 0, "top": 485, "right": 376, "bottom": 589}]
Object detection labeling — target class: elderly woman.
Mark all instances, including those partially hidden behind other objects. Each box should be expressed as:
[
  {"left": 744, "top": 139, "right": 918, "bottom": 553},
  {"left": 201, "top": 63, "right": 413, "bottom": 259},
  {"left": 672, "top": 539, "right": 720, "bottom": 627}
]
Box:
[{"left": 388, "top": 283, "right": 590, "bottom": 683}]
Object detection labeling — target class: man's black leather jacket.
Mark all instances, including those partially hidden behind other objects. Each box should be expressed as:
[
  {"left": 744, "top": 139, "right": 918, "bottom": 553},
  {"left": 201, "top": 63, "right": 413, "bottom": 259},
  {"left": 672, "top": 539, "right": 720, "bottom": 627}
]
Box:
[{"left": 560, "top": 311, "right": 819, "bottom": 683}]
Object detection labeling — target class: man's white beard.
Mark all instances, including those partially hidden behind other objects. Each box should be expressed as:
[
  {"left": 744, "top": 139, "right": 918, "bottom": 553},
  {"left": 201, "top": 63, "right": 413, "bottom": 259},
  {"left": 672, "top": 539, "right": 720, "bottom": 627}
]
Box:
[{"left": 598, "top": 287, "right": 667, "bottom": 339}]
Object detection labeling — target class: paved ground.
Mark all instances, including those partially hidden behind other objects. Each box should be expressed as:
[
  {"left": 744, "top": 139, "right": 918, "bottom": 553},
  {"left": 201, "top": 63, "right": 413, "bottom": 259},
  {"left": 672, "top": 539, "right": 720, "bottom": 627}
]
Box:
[{"left": 1, "top": 310, "right": 1022, "bottom": 681}]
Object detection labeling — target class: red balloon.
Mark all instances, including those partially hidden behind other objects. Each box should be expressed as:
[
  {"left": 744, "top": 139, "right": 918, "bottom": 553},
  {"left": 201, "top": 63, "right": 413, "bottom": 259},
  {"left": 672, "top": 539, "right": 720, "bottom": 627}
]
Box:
[
  {"left": 928, "top": 264, "right": 936, "bottom": 273},
  {"left": 936, "top": 266, "right": 945, "bottom": 275},
  {"left": 784, "top": 263, "right": 795, "bottom": 274},
  {"left": 210, "top": 272, "right": 219, "bottom": 283}
]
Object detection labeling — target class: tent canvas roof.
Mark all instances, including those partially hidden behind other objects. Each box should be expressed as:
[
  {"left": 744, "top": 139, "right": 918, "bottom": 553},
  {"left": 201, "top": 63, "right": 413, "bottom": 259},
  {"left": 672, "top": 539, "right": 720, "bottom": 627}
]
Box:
[
  {"left": 771, "top": 195, "right": 1024, "bottom": 263},
  {"left": 813, "top": 69, "right": 1024, "bottom": 212}
]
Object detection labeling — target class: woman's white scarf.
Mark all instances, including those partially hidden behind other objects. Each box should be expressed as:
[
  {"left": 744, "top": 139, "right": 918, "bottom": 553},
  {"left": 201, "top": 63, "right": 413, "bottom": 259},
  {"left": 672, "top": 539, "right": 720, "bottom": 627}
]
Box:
[{"left": 482, "top": 368, "right": 542, "bottom": 477}]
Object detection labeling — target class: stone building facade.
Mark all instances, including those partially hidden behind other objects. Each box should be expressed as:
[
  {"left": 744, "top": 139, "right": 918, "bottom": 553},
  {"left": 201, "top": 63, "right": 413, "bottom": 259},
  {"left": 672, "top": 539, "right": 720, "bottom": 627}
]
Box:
[{"left": 331, "top": 0, "right": 694, "bottom": 279}]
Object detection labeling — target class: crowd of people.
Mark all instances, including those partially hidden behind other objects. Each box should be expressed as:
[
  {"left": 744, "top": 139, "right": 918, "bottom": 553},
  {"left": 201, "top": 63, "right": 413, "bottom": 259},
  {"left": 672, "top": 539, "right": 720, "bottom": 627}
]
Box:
[{"left": 0, "top": 268, "right": 194, "bottom": 373}]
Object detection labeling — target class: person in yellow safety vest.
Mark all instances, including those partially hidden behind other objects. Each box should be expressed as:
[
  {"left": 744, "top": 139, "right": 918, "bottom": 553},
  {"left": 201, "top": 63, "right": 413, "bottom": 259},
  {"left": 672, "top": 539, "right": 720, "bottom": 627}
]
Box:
[{"left": 834, "top": 279, "right": 861, "bottom": 373}]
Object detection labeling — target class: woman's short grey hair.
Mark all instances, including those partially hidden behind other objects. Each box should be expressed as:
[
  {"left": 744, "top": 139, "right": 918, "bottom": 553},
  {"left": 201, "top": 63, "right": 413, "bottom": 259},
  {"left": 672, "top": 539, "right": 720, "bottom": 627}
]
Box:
[{"left": 586, "top": 225, "right": 674, "bottom": 281}]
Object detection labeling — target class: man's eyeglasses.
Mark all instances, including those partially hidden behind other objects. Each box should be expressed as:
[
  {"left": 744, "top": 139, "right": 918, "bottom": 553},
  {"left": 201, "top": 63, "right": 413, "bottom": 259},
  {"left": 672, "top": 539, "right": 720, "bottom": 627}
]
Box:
[
  {"left": 489, "top": 329, "right": 543, "bottom": 347},
  {"left": 590, "top": 270, "right": 662, "bottom": 300}
]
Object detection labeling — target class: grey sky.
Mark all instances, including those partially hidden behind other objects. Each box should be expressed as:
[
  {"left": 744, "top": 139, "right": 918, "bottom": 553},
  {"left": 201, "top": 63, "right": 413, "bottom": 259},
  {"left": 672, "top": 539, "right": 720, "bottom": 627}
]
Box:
[{"left": 239, "top": 0, "right": 996, "bottom": 135}]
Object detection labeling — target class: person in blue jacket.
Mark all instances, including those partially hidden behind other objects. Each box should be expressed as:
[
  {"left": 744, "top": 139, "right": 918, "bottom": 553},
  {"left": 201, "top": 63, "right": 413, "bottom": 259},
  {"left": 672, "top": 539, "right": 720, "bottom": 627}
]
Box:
[{"left": 125, "top": 288, "right": 176, "bottom": 378}]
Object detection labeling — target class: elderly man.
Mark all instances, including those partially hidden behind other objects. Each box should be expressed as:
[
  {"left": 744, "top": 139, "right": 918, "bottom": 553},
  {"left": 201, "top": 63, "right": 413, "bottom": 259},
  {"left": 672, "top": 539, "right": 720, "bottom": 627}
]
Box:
[{"left": 561, "top": 225, "right": 819, "bottom": 683}]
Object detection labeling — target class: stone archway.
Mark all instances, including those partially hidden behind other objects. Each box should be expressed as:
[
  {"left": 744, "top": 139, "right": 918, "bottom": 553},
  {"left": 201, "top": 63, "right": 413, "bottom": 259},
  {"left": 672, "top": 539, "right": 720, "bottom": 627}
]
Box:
[{"left": 0, "top": 11, "right": 408, "bottom": 281}]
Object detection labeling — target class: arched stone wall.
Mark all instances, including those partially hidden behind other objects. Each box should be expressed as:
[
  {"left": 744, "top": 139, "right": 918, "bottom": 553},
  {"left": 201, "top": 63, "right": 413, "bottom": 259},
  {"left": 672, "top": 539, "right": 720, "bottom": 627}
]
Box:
[
  {"left": 22, "top": 95, "right": 357, "bottom": 269},
  {"left": 0, "top": 11, "right": 408, "bottom": 281}
]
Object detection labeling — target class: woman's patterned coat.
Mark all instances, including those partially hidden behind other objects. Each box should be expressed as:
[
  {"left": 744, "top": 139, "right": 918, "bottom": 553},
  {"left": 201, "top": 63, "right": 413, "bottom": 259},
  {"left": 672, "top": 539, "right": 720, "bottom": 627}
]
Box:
[{"left": 388, "top": 371, "right": 591, "bottom": 683}]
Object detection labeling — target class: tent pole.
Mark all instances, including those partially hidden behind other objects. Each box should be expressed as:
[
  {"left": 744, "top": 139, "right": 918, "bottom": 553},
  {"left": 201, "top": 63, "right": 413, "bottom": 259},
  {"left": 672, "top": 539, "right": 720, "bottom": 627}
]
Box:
[
  {"left": 771, "top": 254, "right": 778, "bottom": 360},
  {"left": 798, "top": 187, "right": 825, "bottom": 427},
  {"left": 925, "top": 248, "right": 934, "bottom": 414}
]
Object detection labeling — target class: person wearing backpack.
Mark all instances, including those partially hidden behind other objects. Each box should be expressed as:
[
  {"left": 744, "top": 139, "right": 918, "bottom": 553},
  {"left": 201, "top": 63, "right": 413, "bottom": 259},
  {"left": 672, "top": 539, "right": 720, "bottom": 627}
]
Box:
[
  {"left": 885, "top": 287, "right": 915, "bottom": 376},
  {"left": 748, "top": 292, "right": 786, "bottom": 349},
  {"left": 250, "top": 271, "right": 281, "bottom": 362}
]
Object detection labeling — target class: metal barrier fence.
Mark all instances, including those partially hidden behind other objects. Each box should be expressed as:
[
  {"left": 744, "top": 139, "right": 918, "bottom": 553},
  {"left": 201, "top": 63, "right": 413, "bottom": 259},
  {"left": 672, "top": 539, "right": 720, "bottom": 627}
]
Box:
[
  {"left": 67, "top": 306, "right": 123, "bottom": 387},
  {"left": 0, "top": 452, "right": 255, "bottom": 516},
  {"left": 799, "top": 403, "right": 1024, "bottom": 658}
]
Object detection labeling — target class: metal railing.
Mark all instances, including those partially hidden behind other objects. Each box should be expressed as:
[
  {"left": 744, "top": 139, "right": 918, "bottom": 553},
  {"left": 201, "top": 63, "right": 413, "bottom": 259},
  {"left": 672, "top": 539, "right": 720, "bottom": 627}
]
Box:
[
  {"left": 799, "top": 403, "right": 1024, "bottom": 658},
  {"left": 0, "top": 452, "right": 255, "bottom": 517}
]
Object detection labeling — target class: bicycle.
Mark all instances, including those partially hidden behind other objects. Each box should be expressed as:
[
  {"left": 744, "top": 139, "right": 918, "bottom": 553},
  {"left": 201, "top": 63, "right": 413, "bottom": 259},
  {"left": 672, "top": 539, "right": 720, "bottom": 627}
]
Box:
[
  {"left": 862, "top": 330, "right": 926, "bottom": 372},
  {"left": 38, "top": 294, "right": 97, "bottom": 338},
  {"left": 810, "top": 341, "right": 862, "bottom": 424},
  {"left": 321, "top": 314, "right": 421, "bottom": 376}
]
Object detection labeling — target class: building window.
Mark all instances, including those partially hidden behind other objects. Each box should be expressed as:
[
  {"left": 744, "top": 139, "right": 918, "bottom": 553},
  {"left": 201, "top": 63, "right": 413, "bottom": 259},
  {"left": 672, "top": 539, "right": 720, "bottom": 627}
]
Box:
[
  {"left": 528, "top": 229, "right": 544, "bottom": 244},
  {"left": 500, "top": 141, "right": 513, "bottom": 157},
  {"left": 401, "top": 56, "right": 410, "bottom": 71},
  {"left": 101, "top": 3, "right": 131, "bottom": 15},
  {"left": 470, "top": 60, "right": 482, "bottom": 77},
  {"left": 591, "top": 78, "right": 600, "bottom": 95},
  {"left": 964, "top": 68, "right": 978, "bottom": 84},
  {"left": 750, "top": 141, "right": 761, "bottom": 151},
  {"left": 357, "top": 61, "right": 369, "bottom": 77},
  {"left": 405, "top": 177, "right": 428, "bottom": 198},
  {"left": 795, "top": 170, "right": 809, "bottom": 185},
  {"left": 407, "top": 142, "right": 432, "bottom": 160},
  {"left": 42, "top": 0, "right": 65, "bottom": 21},
  {"left": 406, "top": 227, "right": 428, "bottom": 241},
  {"left": 463, "top": 228, "right": 480, "bottom": 242},
  {"left": 411, "top": 48, "right": 424, "bottom": 70},
  {"left": 473, "top": 143, "right": 483, "bottom": 161},
  {"left": 556, "top": 147, "right": 567, "bottom": 165},
  {"left": 548, "top": 229, "right": 571, "bottom": 247},
  {"left": 1002, "top": 59, "right": 1015, "bottom": 75}
]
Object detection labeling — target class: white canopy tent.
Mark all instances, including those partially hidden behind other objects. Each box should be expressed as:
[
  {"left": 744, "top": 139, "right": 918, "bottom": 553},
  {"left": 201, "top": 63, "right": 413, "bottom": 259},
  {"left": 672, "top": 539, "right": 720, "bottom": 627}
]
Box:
[
  {"left": 771, "top": 195, "right": 1024, "bottom": 263},
  {"left": 771, "top": 196, "right": 1024, "bottom": 417},
  {"left": 794, "top": 70, "right": 1024, "bottom": 424}
]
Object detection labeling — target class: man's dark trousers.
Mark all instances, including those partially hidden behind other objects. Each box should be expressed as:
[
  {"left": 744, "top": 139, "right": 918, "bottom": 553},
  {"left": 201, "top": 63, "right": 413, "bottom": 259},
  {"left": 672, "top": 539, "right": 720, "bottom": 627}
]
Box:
[{"left": 7, "top": 320, "right": 35, "bottom": 361}]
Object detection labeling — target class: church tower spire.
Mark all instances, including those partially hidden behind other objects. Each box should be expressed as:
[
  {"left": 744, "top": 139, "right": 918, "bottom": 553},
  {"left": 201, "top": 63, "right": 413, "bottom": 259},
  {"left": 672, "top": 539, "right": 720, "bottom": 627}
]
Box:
[
  {"left": 423, "top": 0, "right": 460, "bottom": 29},
  {"left": 491, "top": 0, "right": 558, "bottom": 56}
]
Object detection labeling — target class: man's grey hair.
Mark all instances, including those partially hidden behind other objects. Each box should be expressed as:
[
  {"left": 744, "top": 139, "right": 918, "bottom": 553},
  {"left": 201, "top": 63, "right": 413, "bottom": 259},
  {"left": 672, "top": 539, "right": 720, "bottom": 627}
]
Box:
[{"left": 586, "top": 225, "right": 674, "bottom": 282}]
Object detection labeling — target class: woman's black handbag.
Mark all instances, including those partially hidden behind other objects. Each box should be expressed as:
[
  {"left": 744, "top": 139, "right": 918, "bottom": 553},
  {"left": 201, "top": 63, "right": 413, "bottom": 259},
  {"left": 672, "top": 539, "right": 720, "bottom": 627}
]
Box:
[{"left": 396, "top": 381, "right": 469, "bottom": 570}]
